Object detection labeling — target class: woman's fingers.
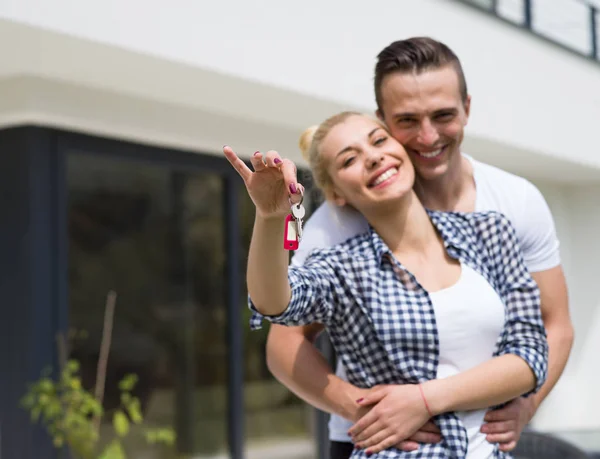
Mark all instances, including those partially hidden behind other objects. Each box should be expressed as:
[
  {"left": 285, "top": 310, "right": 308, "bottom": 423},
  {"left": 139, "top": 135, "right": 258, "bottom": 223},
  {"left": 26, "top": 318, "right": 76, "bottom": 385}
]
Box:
[
  {"left": 365, "top": 434, "right": 404, "bottom": 455},
  {"left": 264, "top": 150, "right": 283, "bottom": 167},
  {"left": 250, "top": 151, "right": 266, "bottom": 172},
  {"left": 263, "top": 150, "right": 303, "bottom": 202},
  {"left": 280, "top": 159, "right": 301, "bottom": 198},
  {"left": 225, "top": 147, "right": 302, "bottom": 206},
  {"left": 223, "top": 146, "right": 253, "bottom": 181},
  {"left": 355, "top": 427, "right": 393, "bottom": 450}
]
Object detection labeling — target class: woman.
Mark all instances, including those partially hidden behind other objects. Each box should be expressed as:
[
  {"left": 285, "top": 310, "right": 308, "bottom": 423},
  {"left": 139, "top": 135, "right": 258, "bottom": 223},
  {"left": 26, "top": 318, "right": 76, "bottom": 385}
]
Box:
[{"left": 223, "top": 111, "right": 547, "bottom": 459}]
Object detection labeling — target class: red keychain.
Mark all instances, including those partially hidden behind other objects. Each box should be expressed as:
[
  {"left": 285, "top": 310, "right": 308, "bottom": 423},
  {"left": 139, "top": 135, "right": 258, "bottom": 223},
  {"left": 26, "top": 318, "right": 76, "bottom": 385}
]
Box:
[
  {"left": 283, "top": 214, "right": 299, "bottom": 251},
  {"left": 283, "top": 192, "right": 305, "bottom": 251}
]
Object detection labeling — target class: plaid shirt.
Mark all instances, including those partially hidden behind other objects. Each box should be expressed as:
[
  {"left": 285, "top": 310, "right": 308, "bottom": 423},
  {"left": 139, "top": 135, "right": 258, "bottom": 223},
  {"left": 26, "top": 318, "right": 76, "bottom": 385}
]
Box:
[{"left": 250, "top": 210, "right": 548, "bottom": 459}]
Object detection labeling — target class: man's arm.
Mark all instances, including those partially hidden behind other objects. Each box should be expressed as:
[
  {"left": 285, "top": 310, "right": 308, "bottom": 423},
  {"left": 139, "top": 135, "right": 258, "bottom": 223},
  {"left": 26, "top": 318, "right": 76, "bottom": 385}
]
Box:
[
  {"left": 518, "top": 181, "right": 574, "bottom": 407},
  {"left": 266, "top": 324, "right": 443, "bottom": 453},
  {"left": 530, "top": 265, "right": 574, "bottom": 409},
  {"left": 265, "top": 323, "right": 364, "bottom": 420},
  {"left": 481, "top": 180, "right": 574, "bottom": 451},
  {"left": 482, "top": 265, "right": 573, "bottom": 450}
]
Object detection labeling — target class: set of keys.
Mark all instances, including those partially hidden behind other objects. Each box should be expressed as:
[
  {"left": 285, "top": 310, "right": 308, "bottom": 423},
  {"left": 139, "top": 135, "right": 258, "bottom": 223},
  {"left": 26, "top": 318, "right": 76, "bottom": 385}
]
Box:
[{"left": 283, "top": 192, "right": 305, "bottom": 251}]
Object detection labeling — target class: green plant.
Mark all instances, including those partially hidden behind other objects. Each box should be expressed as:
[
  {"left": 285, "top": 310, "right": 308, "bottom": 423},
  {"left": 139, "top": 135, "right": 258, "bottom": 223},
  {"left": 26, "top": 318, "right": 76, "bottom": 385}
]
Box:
[{"left": 21, "top": 291, "right": 175, "bottom": 459}]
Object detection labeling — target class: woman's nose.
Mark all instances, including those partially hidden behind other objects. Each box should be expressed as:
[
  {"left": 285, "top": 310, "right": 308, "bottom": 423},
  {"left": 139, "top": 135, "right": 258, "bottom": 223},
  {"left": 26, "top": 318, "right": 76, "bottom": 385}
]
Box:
[{"left": 366, "top": 151, "right": 384, "bottom": 169}]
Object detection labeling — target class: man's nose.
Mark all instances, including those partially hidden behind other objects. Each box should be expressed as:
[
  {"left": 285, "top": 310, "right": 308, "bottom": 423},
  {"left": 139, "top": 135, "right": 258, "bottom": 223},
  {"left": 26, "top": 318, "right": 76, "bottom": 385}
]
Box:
[{"left": 417, "top": 118, "right": 440, "bottom": 146}]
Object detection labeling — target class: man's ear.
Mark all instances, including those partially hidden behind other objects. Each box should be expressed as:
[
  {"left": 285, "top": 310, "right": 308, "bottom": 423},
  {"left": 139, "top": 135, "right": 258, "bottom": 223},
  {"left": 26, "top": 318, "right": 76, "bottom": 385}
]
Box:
[{"left": 463, "top": 95, "right": 471, "bottom": 122}]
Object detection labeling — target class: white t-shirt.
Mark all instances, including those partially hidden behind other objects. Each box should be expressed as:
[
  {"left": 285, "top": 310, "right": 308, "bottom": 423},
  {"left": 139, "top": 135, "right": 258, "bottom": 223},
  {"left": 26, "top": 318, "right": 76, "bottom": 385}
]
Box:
[
  {"left": 290, "top": 154, "right": 561, "bottom": 443},
  {"left": 430, "top": 261, "right": 505, "bottom": 459}
]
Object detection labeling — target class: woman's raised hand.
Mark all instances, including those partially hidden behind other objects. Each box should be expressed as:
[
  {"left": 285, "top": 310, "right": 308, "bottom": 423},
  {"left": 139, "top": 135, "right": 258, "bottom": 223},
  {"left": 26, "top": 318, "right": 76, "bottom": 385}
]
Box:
[{"left": 223, "top": 146, "right": 303, "bottom": 219}]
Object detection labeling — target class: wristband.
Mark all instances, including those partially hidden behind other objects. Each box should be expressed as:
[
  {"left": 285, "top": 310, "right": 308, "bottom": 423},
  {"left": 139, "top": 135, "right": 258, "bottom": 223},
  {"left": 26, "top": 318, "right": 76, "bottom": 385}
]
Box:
[{"left": 419, "top": 383, "right": 433, "bottom": 417}]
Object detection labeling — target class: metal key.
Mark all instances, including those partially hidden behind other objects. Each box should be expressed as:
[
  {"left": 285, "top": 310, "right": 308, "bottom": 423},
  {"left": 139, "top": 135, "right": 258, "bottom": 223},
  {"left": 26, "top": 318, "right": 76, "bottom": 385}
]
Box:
[{"left": 291, "top": 202, "right": 305, "bottom": 241}]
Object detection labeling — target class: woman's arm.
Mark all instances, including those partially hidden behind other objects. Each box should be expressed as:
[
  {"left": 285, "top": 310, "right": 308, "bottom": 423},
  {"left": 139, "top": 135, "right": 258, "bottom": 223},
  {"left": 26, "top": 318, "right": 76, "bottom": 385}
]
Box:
[
  {"left": 223, "top": 146, "right": 338, "bottom": 327},
  {"left": 247, "top": 214, "right": 291, "bottom": 315},
  {"left": 422, "top": 355, "right": 535, "bottom": 415},
  {"left": 223, "top": 146, "right": 299, "bottom": 316},
  {"left": 426, "top": 212, "right": 548, "bottom": 413}
]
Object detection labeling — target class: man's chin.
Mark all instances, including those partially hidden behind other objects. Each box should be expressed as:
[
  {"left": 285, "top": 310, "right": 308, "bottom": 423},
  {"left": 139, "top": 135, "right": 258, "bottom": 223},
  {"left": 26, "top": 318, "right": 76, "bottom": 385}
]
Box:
[{"left": 414, "top": 163, "right": 450, "bottom": 182}]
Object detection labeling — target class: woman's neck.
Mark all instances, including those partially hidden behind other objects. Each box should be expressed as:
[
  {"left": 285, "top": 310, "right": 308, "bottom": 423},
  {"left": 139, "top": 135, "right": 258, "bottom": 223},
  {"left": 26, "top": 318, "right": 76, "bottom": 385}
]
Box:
[{"left": 364, "top": 191, "right": 439, "bottom": 255}]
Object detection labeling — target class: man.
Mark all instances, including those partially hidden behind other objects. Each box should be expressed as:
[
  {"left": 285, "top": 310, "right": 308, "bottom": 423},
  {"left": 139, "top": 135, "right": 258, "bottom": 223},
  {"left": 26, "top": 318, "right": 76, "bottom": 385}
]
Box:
[{"left": 266, "top": 37, "right": 573, "bottom": 458}]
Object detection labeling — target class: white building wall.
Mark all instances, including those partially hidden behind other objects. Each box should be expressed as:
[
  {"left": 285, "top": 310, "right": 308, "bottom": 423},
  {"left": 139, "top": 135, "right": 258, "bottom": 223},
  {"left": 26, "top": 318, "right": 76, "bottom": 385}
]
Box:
[
  {"left": 0, "top": 0, "right": 598, "bottom": 437},
  {"left": 530, "top": 182, "right": 600, "bottom": 433},
  {"left": 0, "top": 0, "right": 599, "bottom": 172}
]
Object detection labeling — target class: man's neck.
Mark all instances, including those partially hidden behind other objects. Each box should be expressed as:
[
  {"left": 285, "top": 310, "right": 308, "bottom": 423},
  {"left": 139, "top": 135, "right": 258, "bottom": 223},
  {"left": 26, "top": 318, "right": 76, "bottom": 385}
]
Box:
[{"left": 414, "top": 154, "right": 476, "bottom": 213}]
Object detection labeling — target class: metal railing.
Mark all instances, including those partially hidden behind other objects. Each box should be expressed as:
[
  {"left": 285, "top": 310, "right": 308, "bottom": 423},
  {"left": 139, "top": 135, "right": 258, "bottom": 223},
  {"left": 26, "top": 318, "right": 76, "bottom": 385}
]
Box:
[{"left": 457, "top": 0, "right": 599, "bottom": 62}]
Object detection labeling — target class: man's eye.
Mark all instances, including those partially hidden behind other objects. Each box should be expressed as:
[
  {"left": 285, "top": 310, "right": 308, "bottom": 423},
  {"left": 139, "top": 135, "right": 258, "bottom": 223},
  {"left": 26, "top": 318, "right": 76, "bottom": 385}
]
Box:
[{"left": 436, "top": 113, "right": 454, "bottom": 121}]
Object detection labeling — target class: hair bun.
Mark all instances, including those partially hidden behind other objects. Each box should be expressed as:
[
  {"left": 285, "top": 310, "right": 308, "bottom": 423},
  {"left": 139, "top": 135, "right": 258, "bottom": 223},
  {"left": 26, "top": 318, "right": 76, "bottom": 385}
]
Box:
[{"left": 298, "top": 125, "right": 318, "bottom": 162}]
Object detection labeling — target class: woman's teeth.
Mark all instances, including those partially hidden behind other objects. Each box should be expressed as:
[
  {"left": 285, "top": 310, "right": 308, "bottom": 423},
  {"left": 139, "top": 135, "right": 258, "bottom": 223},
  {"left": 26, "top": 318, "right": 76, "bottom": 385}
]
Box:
[{"left": 372, "top": 168, "right": 398, "bottom": 186}]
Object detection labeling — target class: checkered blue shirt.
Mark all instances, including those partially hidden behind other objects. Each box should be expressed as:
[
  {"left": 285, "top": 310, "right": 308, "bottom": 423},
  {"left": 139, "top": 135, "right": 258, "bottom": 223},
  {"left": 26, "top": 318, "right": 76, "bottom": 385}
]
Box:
[{"left": 250, "top": 210, "right": 548, "bottom": 459}]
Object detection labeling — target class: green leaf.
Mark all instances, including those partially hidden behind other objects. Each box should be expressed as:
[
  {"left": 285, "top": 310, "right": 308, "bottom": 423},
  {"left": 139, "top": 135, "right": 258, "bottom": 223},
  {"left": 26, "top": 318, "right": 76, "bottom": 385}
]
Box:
[
  {"left": 144, "top": 428, "right": 176, "bottom": 446},
  {"left": 118, "top": 374, "right": 138, "bottom": 392},
  {"left": 46, "top": 400, "right": 62, "bottom": 419},
  {"left": 99, "top": 439, "right": 126, "bottom": 459},
  {"left": 144, "top": 430, "right": 158, "bottom": 444},
  {"left": 69, "top": 377, "right": 82, "bottom": 390},
  {"left": 38, "top": 378, "right": 55, "bottom": 393},
  {"left": 30, "top": 406, "right": 41, "bottom": 422},
  {"left": 126, "top": 399, "right": 143, "bottom": 424},
  {"left": 113, "top": 410, "right": 130, "bottom": 437},
  {"left": 120, "top": 392, "right": 131, "bottom": 406},
  {"left": 52, "top": 436, "right": 64, "bottom": 448},
  {"left": 66, "top": 360, "right": 80, "bottom": 373}
]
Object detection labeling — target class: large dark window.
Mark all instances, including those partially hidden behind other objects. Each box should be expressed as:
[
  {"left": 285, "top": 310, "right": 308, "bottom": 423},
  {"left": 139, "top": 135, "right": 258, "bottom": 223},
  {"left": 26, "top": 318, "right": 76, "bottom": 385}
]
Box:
[{"left": 66, "top": 145, "right": 316, "bottom": 458}]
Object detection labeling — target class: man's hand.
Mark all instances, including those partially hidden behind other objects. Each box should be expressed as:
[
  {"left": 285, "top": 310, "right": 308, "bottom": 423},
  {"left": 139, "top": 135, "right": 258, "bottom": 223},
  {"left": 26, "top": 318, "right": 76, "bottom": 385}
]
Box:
[
  {"left": 348, "top": 385, "right": 442, "bottom": 454},
  {"left": 481, "top": 397, "right": 536, "bottom": 452}
]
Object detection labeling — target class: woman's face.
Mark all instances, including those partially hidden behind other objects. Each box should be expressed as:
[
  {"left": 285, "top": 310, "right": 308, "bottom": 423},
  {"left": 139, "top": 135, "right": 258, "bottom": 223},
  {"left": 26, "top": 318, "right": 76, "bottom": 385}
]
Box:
[{"left": 320, "top": 115, "right": 415, "bottom": 213}]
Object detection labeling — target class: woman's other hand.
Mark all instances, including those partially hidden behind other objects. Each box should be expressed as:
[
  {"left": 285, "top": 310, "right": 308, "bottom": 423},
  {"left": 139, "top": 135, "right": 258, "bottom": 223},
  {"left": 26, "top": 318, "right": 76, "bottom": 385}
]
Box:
[{"left": 348, "top": 384, "right": 441, "bottom": 454}]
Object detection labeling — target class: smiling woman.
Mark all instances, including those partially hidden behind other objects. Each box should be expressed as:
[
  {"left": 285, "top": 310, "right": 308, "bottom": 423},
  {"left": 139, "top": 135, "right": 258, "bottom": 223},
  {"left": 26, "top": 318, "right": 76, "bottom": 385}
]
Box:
[
  {"left": 222, "top": 110, "right": 549, "bottom": 458},
  {"left": 299, "top": 113, "right": 415, "bottom": 214}
]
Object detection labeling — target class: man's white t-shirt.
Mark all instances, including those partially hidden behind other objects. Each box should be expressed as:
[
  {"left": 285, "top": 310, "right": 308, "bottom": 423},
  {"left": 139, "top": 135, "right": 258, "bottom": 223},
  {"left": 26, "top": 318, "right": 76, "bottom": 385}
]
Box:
[{"left": 290, "top": 154, "right": 561, "bottom": 443}]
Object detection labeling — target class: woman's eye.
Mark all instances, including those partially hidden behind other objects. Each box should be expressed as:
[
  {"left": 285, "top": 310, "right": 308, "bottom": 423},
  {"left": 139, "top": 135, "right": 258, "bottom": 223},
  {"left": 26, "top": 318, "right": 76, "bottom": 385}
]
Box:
[
  {"left": 343, "top": 157, "right": 355, "bottom": 167},
  {"left": 374, "top": 137, "right": 387, "bottom": 145}
]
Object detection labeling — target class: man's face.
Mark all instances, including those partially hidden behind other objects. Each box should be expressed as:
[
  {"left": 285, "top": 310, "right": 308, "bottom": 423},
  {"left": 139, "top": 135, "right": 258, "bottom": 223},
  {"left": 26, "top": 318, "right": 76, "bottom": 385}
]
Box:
[{"left": 377, "top": 66, "right": 470, "bottom": 182}]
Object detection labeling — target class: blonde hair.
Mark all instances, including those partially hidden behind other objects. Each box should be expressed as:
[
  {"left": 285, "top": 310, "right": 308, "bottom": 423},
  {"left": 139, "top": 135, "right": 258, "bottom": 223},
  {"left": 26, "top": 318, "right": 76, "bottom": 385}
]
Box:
[
  {"left": 298, "top": 111, "right": 362, "bottom": 196},
  {"left": 298, "top": 111, "right": 388, "bottom": 197}
]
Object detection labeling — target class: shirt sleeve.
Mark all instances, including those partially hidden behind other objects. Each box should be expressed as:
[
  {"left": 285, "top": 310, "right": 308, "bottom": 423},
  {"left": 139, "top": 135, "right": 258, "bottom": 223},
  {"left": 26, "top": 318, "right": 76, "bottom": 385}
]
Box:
[
  {"left": 290, "top": 202, "right": 369, "bottom": 267},
  {"left": 485, "top": 212, "right": 549, "bottom": 395},
  {"left": 248, "top": 250, "right": 343, "bottom": 330},
  {"left": 518, "top": 180, "right": 561, "bottom": 273}
]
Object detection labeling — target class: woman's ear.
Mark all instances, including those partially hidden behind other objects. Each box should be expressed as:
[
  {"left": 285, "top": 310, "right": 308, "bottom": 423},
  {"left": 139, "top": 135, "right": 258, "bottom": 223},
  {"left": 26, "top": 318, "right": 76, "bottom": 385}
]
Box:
[{"left": 325, "top": 187, "right": 347, "bottom": 207}]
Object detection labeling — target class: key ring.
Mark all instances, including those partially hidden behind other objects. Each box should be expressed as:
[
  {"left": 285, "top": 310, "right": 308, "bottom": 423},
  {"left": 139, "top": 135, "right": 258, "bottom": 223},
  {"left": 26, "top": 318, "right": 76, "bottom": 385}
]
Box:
[{"left": 289, "top": 187, "right": 304, "bottom": 208}]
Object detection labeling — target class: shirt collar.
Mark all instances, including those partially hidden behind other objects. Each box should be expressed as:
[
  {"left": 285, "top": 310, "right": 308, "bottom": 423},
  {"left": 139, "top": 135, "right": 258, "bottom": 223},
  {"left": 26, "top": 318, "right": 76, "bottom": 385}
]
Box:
[{"left": 367, "top": 209, "right": 469, "bottom": 263}]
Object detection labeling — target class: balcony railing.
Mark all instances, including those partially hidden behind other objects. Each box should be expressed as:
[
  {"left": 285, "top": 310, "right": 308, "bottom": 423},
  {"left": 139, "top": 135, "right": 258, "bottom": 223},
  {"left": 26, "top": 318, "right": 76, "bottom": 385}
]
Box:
[{"left": 457, "top": 0, "right": 599, "bottom": 62}]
